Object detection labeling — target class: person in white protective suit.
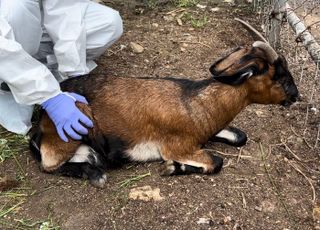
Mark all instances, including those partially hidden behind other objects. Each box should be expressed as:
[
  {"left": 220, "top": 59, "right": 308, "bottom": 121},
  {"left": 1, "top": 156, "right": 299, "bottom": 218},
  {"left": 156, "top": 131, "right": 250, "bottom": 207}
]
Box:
[{"left": 0, "top": 0, "right": 123, "bottom": 142}]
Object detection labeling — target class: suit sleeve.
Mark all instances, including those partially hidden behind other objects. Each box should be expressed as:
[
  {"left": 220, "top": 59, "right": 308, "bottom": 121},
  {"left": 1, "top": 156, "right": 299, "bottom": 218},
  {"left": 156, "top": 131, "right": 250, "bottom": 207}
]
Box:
[{"left": 0, "top": 17, "right": 61, "bottom": 105}]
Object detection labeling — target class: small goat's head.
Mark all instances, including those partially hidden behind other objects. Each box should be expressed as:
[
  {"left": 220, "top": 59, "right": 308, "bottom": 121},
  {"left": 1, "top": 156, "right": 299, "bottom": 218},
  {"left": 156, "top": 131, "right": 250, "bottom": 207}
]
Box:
[{"left": 209, "top": 41, "right": 299, "bottom": 106}]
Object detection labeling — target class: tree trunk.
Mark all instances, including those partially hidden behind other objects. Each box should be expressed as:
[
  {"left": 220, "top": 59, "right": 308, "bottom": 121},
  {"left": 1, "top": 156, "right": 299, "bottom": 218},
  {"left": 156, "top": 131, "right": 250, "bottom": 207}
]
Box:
[{"left": 268, "top": 0, "right": 287, "bottom": 49}]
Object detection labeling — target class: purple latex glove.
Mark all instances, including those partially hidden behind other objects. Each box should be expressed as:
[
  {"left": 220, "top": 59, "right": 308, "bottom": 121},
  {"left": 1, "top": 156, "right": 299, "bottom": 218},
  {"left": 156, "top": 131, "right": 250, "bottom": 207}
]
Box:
[{"left": 41, "top": 92, "right": 94, "bottom": 142}]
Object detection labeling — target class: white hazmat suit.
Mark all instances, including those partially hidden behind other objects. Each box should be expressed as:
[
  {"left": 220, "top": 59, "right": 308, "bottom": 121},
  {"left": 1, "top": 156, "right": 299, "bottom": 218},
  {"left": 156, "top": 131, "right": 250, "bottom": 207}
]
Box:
[{"left": 0, "top": 0, "right": 123, "bottom": 134}]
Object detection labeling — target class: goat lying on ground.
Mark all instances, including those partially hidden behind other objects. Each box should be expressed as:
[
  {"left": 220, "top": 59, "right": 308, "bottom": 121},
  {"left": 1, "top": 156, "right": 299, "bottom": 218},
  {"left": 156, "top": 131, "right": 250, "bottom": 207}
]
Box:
[{"left": 30, "top": 20, "right": 299, "bottom": 187}]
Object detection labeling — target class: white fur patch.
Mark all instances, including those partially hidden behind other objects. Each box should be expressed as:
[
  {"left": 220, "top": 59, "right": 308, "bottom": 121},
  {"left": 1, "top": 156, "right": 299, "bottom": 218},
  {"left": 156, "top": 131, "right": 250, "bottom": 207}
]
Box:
[
  {"left": 69, "top": 145, "right": 92, "bottom": 163},
  {"left": 215, "top": 129, "right": 237, "bottom": 143},
  {"left": 183, "top": 160, "right": 207, "bottom": 169},
  {"left": 126, "top": 142, "right": 162, "bottom": 162}
]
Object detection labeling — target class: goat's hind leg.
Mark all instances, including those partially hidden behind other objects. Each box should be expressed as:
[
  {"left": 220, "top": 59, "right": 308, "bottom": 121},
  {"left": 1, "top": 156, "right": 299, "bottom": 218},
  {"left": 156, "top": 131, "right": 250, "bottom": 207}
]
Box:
[
  {"left": 211, "top": 126, "right": 247, "bottom": 147},
  {"left": 160, "top": 149, "right": 223, "bottom": 176}
]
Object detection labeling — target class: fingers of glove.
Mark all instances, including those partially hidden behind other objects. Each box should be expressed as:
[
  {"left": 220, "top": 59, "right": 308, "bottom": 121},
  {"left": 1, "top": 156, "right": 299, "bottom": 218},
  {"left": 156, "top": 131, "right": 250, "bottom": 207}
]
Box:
[
  {"left": 63, "top": 122, "right": 82, "bottom": 140},
  {"left": 71, "top": 120, "right": 89, "bottom": 135},
  {"left": 69, "top": 93, "right": 88, "bottom": 104},
  {"left": 78, "top": 111, "right": 94, "bottom": 128},
  {"left": 57, "top": 124, "right": 69, "bottom": 142}
]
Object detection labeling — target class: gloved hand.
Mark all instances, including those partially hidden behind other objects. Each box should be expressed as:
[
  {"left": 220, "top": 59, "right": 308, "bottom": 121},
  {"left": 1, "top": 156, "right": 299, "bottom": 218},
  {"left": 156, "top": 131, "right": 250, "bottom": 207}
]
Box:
[{"left": 41, "top": 92, "right": 94, "bottom": 142}]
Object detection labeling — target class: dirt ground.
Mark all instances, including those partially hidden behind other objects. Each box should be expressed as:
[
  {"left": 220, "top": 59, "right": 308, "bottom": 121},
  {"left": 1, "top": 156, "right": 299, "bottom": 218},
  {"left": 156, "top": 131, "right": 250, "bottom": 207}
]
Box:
[{"left": 0, "top": 1, "right": 319, "bottom": 229}]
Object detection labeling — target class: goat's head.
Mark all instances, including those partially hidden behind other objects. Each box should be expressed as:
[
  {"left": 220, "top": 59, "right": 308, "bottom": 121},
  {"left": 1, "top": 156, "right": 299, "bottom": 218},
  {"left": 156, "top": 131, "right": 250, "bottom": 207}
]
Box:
[{"left": 210, "top": 30, "right": 299, "bottom": 106}]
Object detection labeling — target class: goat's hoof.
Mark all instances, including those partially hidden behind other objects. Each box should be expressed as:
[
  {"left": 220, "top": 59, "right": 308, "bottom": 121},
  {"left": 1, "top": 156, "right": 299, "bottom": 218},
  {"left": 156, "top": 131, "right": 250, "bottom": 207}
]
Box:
[
  {"left": 212, "top": 155, "right": 223, "bottom": 174},
  {"left": 159, "top": 161, "right": 175, "bottom": 176},
  {"left": 90, "top": 173, "right": 107, "bottom": 188}
]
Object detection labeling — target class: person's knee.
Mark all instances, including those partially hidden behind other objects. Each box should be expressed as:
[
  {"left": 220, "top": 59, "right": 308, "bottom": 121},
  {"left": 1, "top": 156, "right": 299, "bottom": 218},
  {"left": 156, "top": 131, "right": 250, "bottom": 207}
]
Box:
[
  {"left": 3, "top": 0, "right": 42, "bottom": 54},
  {"left": 98, "top": 8, "right": 123, "bottom": 47},
  {"left": 4, "top": 0, "right": 41, "bottom": 24}
]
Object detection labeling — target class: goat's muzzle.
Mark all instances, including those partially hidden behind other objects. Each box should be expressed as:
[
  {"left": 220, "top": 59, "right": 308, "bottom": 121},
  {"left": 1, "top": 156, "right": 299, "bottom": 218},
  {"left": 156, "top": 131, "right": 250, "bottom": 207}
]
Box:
[{"left": 281, "top": 84, "right": 299, "bottom": 107}]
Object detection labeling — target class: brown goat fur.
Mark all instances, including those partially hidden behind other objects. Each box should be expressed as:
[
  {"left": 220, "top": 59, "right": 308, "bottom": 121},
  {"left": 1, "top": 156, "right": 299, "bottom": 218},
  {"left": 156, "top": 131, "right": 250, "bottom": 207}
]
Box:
[{"left": 31, "top": 43, "right": 299, "bottom": 186}]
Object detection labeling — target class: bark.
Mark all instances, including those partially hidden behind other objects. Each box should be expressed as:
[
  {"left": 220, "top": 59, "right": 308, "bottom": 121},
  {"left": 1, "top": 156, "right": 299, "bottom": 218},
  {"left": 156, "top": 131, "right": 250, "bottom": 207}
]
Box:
[
  {"left": 286, "top": 3, "right": 320, "bottom": 67},
  {"left": 268, "top": 0, "right": 287, "bottom": 49}
]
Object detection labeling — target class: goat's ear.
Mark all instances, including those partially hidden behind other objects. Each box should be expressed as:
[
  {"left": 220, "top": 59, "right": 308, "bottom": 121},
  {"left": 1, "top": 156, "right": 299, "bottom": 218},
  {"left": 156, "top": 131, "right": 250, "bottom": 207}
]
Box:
[{"left": 211, "top": 67, "right": 255, "bottom": 85}]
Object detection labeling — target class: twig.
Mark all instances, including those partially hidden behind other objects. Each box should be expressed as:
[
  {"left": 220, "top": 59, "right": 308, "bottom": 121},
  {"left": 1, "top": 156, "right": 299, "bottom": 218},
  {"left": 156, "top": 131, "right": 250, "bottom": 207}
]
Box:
[
  {"left": 205, "top": 149, "right": 253, "bottom": 159},
  {"left": 287, "top": 159, "right": 316, "bottom": 204},
  {"left": 290, "top": 125, "right": 313, "bottom": 149},
  {"left": 259, "top": 142, "right": 290, "bottom": 217},
  {"left": 118, "top": 172, "right": 151, "bottom": 188},
  {"left": 315, "top": 124, "right": 320, "bottom": 148},
  {"left": 165, "top": 8, "right": 186, "bottom": 15},
  {"left": 237, "top": 148, "right": 243, "bottom": 164},
  {"left": 222, "top": 159, "right": 232, "bottom": 168},
  {"left": 295, "top": 20, "right": 320, "bottom": 41},
  {"left": 241, "top": 192, "right": 247, "bottom": 209},
  {"left": 12, "top": 154, "right": 25, "bottom": 176},
  {"left": 280, "top": 139, "right": 315, "bottom": 162}
]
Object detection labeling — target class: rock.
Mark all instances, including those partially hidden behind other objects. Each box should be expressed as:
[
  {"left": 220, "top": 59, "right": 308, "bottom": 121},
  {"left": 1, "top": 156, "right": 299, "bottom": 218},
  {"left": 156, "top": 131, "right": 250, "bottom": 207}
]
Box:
[
  {"left": 254, "top": 206, "right": 262, "bottom": 212},
  {"left": 130, "top": 42, "right": 144, "bottom": 53},
  {"left": 180, "top": 47, "right": 186, "bottom": 52},
  {"left": 129, "top": 186, "right": 164, "bottom": 201}
]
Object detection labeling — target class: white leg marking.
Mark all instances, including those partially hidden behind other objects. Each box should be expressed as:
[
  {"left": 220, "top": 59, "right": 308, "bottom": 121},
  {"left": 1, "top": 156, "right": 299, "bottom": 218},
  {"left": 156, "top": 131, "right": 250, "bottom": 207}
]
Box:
[
  {"left": 215, "top": 129, "right": 237, "bottom": 142},
  {"left": 126, "top": 142, "right": 162, "bottom": 162},
  {"left": 69, "top": 145, "right": 92, "bottom": 163},
  {"left": 183, "top": 160, "right": 207, "bottom": 169}
]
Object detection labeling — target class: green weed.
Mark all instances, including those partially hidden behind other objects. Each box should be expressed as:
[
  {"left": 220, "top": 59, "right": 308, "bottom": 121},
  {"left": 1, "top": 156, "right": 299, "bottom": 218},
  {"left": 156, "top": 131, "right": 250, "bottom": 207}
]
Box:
[
  {"left": 183, "top": 13, "right": 208, "bottom": 28},
  {"left": 175, "top": 0, "right": 199, "bottom": 7},
  {"left": 118, "top": 172, "right": 151, "bottom": 188},
  {"left": 0, "top": 131, "right": 29, "bottom": 163}
]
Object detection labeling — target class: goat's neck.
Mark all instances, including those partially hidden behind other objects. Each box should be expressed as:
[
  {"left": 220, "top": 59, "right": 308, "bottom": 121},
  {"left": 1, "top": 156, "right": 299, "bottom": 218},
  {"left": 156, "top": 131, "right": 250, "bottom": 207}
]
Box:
[{"left": 193, "top": 83, "right": 249, "bottom": 137}]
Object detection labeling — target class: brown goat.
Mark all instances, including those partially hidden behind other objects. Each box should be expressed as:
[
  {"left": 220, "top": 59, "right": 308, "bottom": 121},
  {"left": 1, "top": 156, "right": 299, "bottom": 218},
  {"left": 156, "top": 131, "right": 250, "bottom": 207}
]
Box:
[{"left": 30, "top": 39, "right": 299, "bottom": 187}]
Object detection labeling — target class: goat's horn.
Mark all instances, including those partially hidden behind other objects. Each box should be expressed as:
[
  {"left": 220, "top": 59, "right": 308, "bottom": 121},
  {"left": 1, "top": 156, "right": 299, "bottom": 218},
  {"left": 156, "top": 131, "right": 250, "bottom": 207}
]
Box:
[
  {"left": 253, "top": 41, "right": 279, "bottom": 63},
  {"left": 235, "top": 18, "right": 279, "bottom": 63},
  {"left": 234, "top": 17, "right": 268, "bottom": 43}
]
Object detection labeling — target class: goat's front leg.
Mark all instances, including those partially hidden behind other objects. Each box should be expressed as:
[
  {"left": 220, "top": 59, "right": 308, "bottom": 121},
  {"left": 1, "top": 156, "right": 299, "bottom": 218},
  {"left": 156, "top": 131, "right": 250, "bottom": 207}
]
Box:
[
  {"left": 160, "top": 149, "right": 223, "bottom": 176},
  {"left": 210, "top": 126, "right": 247, "bottom": 147}
]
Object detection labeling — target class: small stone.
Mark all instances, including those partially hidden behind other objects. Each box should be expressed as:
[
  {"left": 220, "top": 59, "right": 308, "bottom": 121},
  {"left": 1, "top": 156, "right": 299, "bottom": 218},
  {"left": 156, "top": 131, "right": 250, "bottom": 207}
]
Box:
[
  {"left": 177, "top": 18, "right": 183, "bottom": 26},
  {"left": 130, "top": 42, "right": 144, "bottom": 53},
  {"left": 310, "top": 107, "right": 318, "bottom": 114},
  {"left": 180, "top": 47, "right": 186, "bottom": 52},
  {"left": 210, "top": 7, "right": 220, "bottom": 12},
  {"left": 197, "top": 217, "right": 211, "bottom": 225},
  {"left": 196, "top": 4, "right": 207, "bottom": 9},
  {"left": 255, "top": 110, "right": 266, "bottom": 117},
  {"left": 152, "top": 23, "right": 159, "bottom": 28},
  {"left": 255, "top": 206, "right": 262, "bottom": 212},
  {"left": 224, "top": 216, "right": 232, "bottom": 224},
  {"left": 163, "top": 15, "right": 174, "bottom": 22}
]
